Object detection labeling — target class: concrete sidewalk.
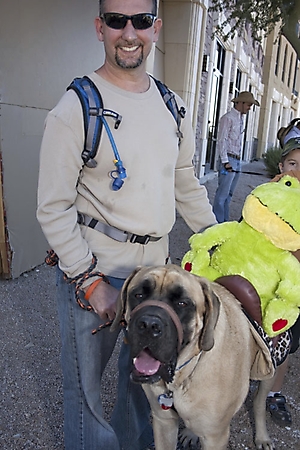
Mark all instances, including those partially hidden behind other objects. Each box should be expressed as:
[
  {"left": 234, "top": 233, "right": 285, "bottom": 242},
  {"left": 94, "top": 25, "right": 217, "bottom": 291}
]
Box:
[{"left": 1, "top": 159, "right": 299, "bottom": 450}]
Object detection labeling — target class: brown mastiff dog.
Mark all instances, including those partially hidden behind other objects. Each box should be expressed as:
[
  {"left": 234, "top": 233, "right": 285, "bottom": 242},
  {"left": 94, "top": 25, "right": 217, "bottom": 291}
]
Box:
[{"left": 112, "top": 264, "right": 276, "bottom": 450}]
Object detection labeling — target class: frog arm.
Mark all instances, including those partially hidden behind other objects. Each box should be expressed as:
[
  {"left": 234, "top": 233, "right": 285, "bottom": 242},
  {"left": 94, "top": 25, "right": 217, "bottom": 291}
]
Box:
[
  {"left": 182, "top": 248, "right": 222, "bottom": 280},
  {"left": 262, "top": 254, "right": 300, "bottom": 337},
  {"left": 187, "top": 222, "right": 239, "bottom": 251},
  {"left": 182, "top": 222, "right": 239, "bottom": 280}
]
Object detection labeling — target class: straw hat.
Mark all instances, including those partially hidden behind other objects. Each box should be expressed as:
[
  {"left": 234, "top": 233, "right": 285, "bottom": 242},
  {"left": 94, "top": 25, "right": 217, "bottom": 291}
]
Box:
[{"left": 232, "top": 91, "right": 260, "bottom": 106}]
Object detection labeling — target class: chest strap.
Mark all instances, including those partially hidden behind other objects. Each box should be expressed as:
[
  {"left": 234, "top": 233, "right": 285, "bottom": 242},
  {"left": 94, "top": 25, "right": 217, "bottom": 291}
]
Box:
[{"left": 77, "top": 213, "right": 162, "bottom": 245}]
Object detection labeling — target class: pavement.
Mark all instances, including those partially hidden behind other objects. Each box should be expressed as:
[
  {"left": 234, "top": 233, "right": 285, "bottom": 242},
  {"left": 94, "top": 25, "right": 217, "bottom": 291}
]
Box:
[{"left": 1, "top": 159, "right": 299, "bottom": 449}]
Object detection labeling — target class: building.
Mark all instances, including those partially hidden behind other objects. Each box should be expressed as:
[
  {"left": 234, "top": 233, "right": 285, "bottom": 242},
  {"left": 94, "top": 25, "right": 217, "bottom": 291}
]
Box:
[
  {"left": 257, "top": 23, "right": 300, "bottom": 154},
  {"left": 194, "top": 8, "right": 264, "bottom": 177}
]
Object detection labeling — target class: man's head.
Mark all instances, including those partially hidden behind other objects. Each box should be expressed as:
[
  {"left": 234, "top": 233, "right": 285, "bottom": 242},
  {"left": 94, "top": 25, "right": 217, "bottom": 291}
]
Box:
[
  {"left": 99, "top": 0, "right": 158, "bottom": 16},
  {"left": 232, "top": 91, "right": 260, "bottom": 115},
  {"left": 95, "top": 0, "right": 162, "bottom": 73},
  {"left": 280, "top": 137, "right": 300, "bottom": 173}
]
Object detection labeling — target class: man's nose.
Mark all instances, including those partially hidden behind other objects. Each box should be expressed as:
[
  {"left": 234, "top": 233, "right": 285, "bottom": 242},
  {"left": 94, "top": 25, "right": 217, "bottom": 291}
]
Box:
[{"left": 122, "top": 20, "right": 138, "bottom": 39}]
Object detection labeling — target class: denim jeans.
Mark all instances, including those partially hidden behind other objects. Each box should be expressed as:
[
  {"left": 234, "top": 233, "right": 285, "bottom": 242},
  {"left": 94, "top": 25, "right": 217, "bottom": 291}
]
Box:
[
  {"left": 56, "top": 268, "right": 153, "bottom": 450},
  {"left": 213, "top": 156, "right": 241, "bottom": 223}
]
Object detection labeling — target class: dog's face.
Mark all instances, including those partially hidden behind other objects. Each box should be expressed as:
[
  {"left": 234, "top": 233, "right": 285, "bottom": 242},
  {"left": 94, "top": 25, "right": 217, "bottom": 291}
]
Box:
[{"left": 112, "top": 265, "right": 220, "bottom": 384}]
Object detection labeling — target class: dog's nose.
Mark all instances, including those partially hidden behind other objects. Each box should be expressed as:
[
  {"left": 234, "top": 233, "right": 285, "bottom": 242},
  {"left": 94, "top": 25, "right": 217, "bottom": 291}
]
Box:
[{"left": 136, "top": 315, "right": 163, "bottom": 338}]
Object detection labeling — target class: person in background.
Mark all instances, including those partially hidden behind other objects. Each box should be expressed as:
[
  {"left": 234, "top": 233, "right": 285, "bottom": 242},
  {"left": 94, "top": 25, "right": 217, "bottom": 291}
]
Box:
[
  {"left": 213, "top": 91, "right": 260, "bottom": 223},
  {"left": 36, "top": 0, "right": 216, "bottom": 449},
  {"left": 266, "top": 137, "right": 300, "bottom": 425}
]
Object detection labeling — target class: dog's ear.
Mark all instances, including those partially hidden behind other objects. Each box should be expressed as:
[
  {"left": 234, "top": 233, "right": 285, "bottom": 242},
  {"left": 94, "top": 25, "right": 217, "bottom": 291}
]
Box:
[
  {"left": 198, "top": 279, "right": 220, "bottom": 351},
  {"left": 111, "top": 266, "right": 142, "bottom": 331}
]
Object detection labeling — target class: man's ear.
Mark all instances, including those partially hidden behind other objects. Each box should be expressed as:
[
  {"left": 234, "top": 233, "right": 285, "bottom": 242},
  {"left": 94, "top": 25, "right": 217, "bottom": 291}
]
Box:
[
  {"left": 94, "top": 16, "right": 104, "bottom": 42},
  {"left": 153, "top": 18, "right": 162, "bottom": 43}
]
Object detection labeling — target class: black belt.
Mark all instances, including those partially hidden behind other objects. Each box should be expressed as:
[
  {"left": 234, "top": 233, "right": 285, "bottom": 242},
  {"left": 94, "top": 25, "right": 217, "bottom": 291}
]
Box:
[
  {"left": 77, "top": 213, "right": 162, "bottom": 245},
  {"left": 227, "top": 153, "right": 240, "bottom": 160}
]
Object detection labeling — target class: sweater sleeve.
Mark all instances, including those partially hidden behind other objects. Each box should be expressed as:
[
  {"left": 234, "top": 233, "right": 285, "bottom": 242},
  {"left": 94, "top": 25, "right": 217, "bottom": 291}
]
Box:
[
  {"left": 174, "top": 100, "right": 216, "bottom": 232},
  {"left": 36, "top": 92, "right": 95, "bottom": 278}
]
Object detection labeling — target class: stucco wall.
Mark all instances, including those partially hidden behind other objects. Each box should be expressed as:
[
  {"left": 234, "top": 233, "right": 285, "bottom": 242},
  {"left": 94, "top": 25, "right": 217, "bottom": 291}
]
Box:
[{"left": 0, "top": 0, "right": 105, "bottom": 277}]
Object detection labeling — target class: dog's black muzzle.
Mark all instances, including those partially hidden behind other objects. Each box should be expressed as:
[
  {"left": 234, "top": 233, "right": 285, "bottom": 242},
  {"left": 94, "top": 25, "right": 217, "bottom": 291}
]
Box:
[{"left": 127, "top": 300, "right": 184, "bottom": 384}]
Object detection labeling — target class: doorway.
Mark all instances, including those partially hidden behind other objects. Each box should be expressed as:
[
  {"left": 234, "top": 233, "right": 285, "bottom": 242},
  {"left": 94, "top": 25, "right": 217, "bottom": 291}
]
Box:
[{"left": 205, "top": 42, "right": 225, "bottom": 173}]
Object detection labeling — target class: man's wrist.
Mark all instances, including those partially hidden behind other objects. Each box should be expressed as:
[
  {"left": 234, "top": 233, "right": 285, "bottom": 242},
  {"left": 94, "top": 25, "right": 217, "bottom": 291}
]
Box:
[{"left": 84, "top": 278, "right": 103, "bottom": 300}]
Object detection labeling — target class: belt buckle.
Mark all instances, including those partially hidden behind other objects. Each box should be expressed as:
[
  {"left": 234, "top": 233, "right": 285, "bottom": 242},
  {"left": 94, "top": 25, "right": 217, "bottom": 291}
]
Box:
[{"left": 130, "top": 234, "right": 150, "bottom": 245}]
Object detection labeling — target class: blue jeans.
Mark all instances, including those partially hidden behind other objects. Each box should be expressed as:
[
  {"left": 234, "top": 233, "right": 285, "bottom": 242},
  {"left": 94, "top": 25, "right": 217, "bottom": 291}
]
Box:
[
  {"left": 213, "top": 157, "right": 241, "bottom": 223},
  {"left": 56, "top": 268, "right": 153, "bottom": 450}
]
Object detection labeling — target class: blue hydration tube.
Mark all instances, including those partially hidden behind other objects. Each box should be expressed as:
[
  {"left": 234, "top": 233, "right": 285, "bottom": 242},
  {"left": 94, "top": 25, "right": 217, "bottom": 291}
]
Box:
[{"left": 101, "top": 115, "right": 127, "bottom": 191}]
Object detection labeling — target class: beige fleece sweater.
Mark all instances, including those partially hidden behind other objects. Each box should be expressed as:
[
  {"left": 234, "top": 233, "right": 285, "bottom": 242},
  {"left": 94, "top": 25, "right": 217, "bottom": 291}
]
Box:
[{"left": 37, "top": 72, "right": 215, "bottom": 279}]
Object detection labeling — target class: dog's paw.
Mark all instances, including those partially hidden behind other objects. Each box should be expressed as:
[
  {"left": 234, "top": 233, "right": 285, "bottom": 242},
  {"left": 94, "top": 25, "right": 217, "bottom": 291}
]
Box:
[
  {"left": 178, "top": 428, "right": 200, "bottom": 449},
  {"left": 255, "top": 439, "right": 275, "bottom": 450}
]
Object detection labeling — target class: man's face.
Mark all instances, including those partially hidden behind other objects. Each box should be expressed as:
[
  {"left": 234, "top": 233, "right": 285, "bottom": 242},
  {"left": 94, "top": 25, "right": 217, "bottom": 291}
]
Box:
[
  {"left": 95, "top": 0, "right": 162, "bottom": 72},
  {"left": 235, "top": 101, "right": 253, "bottom": 115}
]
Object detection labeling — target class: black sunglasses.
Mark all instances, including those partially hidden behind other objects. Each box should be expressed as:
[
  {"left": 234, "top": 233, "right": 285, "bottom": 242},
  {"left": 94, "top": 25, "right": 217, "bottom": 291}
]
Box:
[{"left": 100, "top": 13, "right": 157, "bottom": 30}]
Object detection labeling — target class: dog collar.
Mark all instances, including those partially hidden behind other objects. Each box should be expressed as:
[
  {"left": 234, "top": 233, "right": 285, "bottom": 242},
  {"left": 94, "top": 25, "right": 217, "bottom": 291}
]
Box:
[{"left": 175, "top": 351, "right": 202, "bottom": 372}]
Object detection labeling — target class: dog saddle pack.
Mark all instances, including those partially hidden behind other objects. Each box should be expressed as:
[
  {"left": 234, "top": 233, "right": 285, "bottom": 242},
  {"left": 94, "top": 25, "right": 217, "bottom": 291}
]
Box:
[{"left": 67, "top": 75, "right": 186, "bottom": 170}]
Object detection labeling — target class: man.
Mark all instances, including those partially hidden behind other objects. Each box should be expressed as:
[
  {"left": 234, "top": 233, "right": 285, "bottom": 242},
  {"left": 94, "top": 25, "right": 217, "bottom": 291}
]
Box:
[
  {"left": 36, "top": 1, "right": 216, "bottom": 449},
  {"left": 213, "top": 91, "right": 260, "bottom": 223}
]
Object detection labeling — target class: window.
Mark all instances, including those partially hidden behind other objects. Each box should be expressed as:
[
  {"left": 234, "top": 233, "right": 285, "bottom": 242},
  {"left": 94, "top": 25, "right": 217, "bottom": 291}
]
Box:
[
  {"left": 275, "top": 36, "right": 281, "bottom": 76},
  {"left": 292, "top": 57, "right": 299, "bottom": 96},
  {"left": 287, "top": 53, "right": 294, "bottom": 87},
  {"left": 281, "top": 45, "right": 287, "bottom": 83},
  {"left": 235, "top": 68, "right": 242, "bottom": 98}
]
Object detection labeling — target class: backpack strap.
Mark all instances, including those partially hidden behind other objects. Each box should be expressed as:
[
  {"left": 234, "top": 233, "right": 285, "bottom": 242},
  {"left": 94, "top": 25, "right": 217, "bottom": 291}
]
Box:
[
  {"left": 151, "top": 76, "right": 186, "bottom": 145},
  {"left": 67, "top": 76, "right": 104, "bottom": 167},
  {"left": 67, "top": 76, "right": 126, "bottom": 189},
  {"left": 67, "top": 76, "right": 122, "bottom": 168}
]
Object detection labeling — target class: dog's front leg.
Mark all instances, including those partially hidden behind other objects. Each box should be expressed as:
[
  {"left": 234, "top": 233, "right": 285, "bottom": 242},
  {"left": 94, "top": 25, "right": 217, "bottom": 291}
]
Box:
[
  {"left": 143, "top": 383, "right": 179, "bottom": 450},
  {"left": 253, "top": 378, "right": 275, "bottom": 449}
]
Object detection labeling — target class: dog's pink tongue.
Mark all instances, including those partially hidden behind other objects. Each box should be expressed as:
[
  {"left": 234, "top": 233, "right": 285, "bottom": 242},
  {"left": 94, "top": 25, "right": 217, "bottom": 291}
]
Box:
[{"left": 134, "top": 350, "right": 161, "bottom": 375}]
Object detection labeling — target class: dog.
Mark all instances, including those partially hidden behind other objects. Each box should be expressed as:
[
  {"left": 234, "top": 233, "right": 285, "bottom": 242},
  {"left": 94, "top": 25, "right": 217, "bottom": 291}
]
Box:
[{"left": 112, "top": 264, "right": 276, "bottom": 450}]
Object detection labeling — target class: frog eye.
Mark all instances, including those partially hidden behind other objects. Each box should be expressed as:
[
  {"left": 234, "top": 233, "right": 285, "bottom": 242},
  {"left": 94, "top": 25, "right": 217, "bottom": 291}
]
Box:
[{"left": 285, "top": 181, "right": 292, "bottom": 187}]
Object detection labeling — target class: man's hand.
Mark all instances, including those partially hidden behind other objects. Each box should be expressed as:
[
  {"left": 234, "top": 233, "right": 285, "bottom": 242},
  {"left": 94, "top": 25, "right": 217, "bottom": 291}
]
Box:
[
  {"left": 86, "top": 281, "right": 119, "bottom": 321},
  {"left": 223, "top": 162, "right": 233, "bottom": 172}
]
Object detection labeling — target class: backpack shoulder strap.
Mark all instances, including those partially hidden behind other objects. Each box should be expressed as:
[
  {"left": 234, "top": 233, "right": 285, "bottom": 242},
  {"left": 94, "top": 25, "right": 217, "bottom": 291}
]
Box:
[
  {"left": 151, "top": 76, "right": 186, "bottom": 145},
  {"left": 67, "top": 76, "right": 104, "bottom": 167}
]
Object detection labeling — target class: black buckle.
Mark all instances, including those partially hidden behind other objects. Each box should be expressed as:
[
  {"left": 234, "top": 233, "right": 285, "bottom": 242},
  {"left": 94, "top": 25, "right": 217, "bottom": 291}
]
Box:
[
  {"left": 130, "top": 234, "right": 150, "bottom": 245},
  {"left": 77, "top": 213, "right": 85, "bottom": 225}
]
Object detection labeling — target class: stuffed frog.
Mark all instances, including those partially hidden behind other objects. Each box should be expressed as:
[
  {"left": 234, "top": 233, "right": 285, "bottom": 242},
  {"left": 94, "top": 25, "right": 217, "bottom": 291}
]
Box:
[{"left": 182, "top": 171, "right": 300, "bottom": 337}]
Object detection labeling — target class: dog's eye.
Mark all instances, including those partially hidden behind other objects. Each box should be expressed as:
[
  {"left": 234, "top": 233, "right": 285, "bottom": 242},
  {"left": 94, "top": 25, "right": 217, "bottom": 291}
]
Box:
[
  {"left": 177, "top": 300, "right": 188, "bottom": 307},
  {"left": 135, "top": 293, "right": 144, "bottom": 299}
]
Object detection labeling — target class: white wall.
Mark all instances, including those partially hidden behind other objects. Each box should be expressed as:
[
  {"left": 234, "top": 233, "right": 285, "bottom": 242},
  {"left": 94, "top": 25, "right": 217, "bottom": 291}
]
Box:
[{"left": 0, "top": 0, "right": 105, "bottom": 277}]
